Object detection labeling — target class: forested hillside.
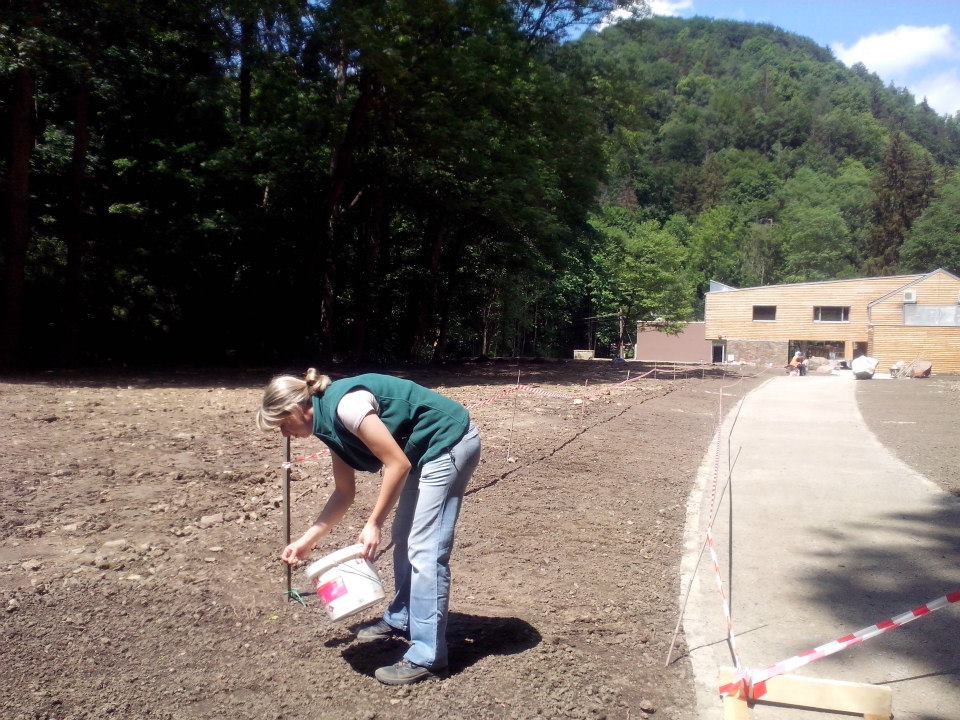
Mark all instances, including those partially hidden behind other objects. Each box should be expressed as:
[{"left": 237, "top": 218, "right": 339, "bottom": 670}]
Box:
[
  {"left": 3, "top": 5, "right": 959, "bottom": 366},
  {"left": 575, "top": 17, "right": 960, "bottom": 318}
]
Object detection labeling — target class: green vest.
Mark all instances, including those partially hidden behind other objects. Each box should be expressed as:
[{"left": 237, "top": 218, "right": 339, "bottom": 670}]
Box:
[{"left": 311, "top": 373, "right": 469, "bottom": 471}]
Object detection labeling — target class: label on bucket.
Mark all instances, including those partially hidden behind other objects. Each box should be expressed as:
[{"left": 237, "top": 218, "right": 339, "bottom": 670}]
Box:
[{"left": 316, "top": 576, "right": 348, "bottom": 605}]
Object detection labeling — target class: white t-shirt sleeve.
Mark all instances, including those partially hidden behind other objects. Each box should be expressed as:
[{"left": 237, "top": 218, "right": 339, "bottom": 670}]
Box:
[{"left": 336, "top": 390, "right": 380, "bottom": 434}]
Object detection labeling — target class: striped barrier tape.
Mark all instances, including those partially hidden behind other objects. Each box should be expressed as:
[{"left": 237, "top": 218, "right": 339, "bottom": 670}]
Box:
[
  {"left": 281, "top": 370, "right": 669, "bottom": 467},
  {"left": 283, "top": 385, "right": 533, "bottom": 467},
  {"left": 279, "top": 369, "right": 739, "bottom": 471},
  {"left": 463, "top": 385, "right": 523, "bottom": 409},
  {"left": 493, "top": 370, "right": 662, "bottom": 405},
  {"left": 707, "top": 528, "right": 742, "bottom": 670},
  {"left": 617, "top": 367, "right": 658, "bottom": 385},
  {"left": 470, "top": 365, "right": 683, "bottom": 407},
  {"left": 280, "top": 364, "right": 743, "bottom": 469},
  {"left": 704, "top": 380, "right": 742, "bottom": 670},
  {"left": 515, "top": 384, "right": 575, "bottom": 402},
  {"left": 280, "top": 384, "right": 577, "bottom": 468},
  {"left": 282, "top": 449, "right": 331, "bottom": 468},
  {"left": 281, "top": 387, "right": 529, "bottom": 467},
  {"left": 719, "top": 589, "right": 960, "bottom": 701},
  {"left": 513, "top": 366, "right": 673, "bottom": 402}
]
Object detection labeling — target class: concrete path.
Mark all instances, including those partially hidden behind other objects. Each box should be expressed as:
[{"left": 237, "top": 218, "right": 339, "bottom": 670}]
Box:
[{"left": 681, "top": 374, "right": 960, "bottom": 720}]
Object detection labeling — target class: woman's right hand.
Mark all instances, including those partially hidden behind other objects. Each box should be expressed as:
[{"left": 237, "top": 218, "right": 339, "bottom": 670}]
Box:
[{"left": 281, "top": 537, "right": 313, "bottom": 565}]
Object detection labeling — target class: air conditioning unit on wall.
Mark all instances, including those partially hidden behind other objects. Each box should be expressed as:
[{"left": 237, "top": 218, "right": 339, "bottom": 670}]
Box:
[{"left": 903, "top": 289, "right": 917, "bottom": 303}]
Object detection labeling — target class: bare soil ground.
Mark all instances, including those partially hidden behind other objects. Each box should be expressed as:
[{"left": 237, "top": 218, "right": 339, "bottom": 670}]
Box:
[
  {"left": 0, "top": 361, "right": 765, "bottom": 720},
  {"left": 856, "top": 375, "right": 960, "bottom": 495}
]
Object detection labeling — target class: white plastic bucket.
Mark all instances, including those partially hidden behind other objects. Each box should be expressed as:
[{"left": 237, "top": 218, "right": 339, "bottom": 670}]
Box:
[{"left": 304, "top": 544, "right": 385, "bottom": 621}]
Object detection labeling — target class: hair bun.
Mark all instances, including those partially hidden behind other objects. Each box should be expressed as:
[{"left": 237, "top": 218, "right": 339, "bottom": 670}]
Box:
[{"left": 303, "top": 368, "right": 330, "bottom": 396}]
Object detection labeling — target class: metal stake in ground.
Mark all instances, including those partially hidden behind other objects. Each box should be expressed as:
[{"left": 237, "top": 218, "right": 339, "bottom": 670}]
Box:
[
  {"left": 581, "top": 379, "right": 588, "bottom": 426},
  {"left": 283, "top": 436, "right": 291, "bottom": 600},
  {"left": 665, "top": 446, "right": 743, "bottom": 668},
  {"left": 507, "top": 368, "right": 520, "bottom": 460}
]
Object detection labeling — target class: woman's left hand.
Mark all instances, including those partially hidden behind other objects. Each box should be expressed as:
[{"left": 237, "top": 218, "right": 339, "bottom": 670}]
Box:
[{"left": 358, "top": 520, "right": 381, "bottom": 561}]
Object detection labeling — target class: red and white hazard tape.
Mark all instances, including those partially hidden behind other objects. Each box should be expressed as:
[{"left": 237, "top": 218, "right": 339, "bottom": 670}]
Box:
[
  {"left": 707, "top": 528, "right": 742, "bottom": 670},
  {"left": 282, "top": 449, "right": 331, "bottom": 468},
  {"left": 281, "top": 366, "right": 684, "bottom": 468},
  {"left": 281, "top": 383, "right": 575, "bottom": 468},
  {"left": 719, "top": 590, "right": 960, "bottom": 700},
  {"left": 281, "top": 386, "right": 529, "bottom": 467},
  {"left": 617, "top": 367, "right": 658, "bottom": 385},
  {"left": 514, "top": 366, "right": 663, "bottom": 402},
  {"left": 464, "top": 385, "right": 523, "bottom": 410},
  {"left": 516, "top": 384, "right": 573, "bottom": 402},
  {"left": 703, "top": 383, "right": 742, "bottom": 670}
]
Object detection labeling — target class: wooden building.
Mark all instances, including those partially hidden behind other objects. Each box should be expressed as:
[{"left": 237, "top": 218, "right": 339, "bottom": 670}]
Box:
[
  {"left": 704, "top": 269, "right": 960, "bottom": 373},
  {"left": 633, "top": 321, "right": 713, "bottom": 363}
]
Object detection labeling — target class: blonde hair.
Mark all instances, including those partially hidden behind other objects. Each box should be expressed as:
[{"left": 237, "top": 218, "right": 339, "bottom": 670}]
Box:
[{"left": 255, "top": 368, "right": 331, "bottom": 431}]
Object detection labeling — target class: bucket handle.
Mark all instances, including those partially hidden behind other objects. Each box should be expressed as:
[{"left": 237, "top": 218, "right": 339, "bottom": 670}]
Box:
[{"left": 304, "top": 543, "right": 367, "bottom": 581}]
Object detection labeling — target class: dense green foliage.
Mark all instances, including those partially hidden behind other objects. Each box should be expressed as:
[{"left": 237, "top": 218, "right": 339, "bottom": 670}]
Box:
[
  {"left": 3, "top": 7, "right": 959, "bottom": 366},
  {"left": 576, "top": 17, "right": 959, "bottom": 324}
]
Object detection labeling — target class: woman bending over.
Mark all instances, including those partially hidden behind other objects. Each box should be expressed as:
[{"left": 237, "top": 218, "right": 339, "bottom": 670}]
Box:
[{"left": 256, "top": 370, "right": 481, "bottom": 685}]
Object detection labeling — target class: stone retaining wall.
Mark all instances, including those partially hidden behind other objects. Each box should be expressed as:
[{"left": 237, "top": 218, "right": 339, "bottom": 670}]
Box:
[{"left": 726, "top": 339, "right": 788, "bottom": 366}]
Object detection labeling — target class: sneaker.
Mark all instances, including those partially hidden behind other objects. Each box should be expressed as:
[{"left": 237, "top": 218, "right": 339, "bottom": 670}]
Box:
[
  {"left": 374, "top": 659, "right": 445, "bottom": 686},
  {"left": 356, "top": 619, "right": 402, "bottom": 641}
]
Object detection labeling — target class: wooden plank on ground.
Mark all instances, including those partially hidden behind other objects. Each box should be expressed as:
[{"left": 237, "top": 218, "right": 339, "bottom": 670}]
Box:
[{"left": 718, "top": 668, "right": 892, "bottom": 718}]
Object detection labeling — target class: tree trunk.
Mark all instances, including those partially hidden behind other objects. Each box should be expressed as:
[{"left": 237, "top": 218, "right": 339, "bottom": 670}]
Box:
[
  {"left": 65, "top": 70, "right": 91, "bottom": 365},
  {"left": 318, "top": 77, "right": 377, "bottom": 356},
  {"left": 430, "top": 258, "right": 453, "bottom": 363},
  {"left": 410, "top": 218, "right": 445, "bottom": 358},
  {"left": 431, "top": 235, "right": 469, "bottom": 362},
  {"left": 239, "top": 17, "right": 255, "bottom": 126},
  {"left": 1, "top": 64, "right": 36, "bottom": 368},
  {"left": 431, "top": 309, "right": 450, "bottom": 363},
  {"left": 480, "top": 302, "right": 492, "bottom": 357},
  {"left": 352, "top": 185, "right": 386, "bottom": 360},
  {"left": 533, "top": 302, "right": 540, "bottom": 357}
]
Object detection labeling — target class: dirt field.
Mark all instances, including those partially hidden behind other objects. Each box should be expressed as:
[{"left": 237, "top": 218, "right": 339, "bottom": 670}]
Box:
[
  {"left": 0, "top": 361, "right": 765, "bottom": 720},
  {"left": 856, "top": 375, "right": 960, "bottom": 495}
]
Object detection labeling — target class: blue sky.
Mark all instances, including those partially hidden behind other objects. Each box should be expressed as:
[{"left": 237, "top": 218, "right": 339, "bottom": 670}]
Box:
[{"left": 603, "top": 1, "right": 960, "bottom": 116}]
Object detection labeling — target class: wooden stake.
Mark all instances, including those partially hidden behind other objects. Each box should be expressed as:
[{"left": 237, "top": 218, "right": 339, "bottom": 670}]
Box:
[
  {"left": 507, "top": 369, "right": 520, "bottom": 459},
  {"left": 283, "top": 436, "right": 291, "bottom": 600},
  {"left": 581, "top": 379, "right": 587, "bottom": 426},
  {"left": 718, "top": 668, "right": 892, "bottom": 719}
]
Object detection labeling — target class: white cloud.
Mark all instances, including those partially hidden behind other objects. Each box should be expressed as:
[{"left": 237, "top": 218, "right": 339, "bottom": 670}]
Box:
[
  {"left": 911, "top": 69, "right": 960, "bottom": 116},
  {"left": 600, "top": 0, "right": 693, "bottom": 30},
  {"left": 831, "top": 25, "right": 956, "bottom": 76},
  {"left": 648, "top": 0, "right": 694, "bottom": 16},
  {"left": 598, "top": 6, "right": 641, "bottom": 30}
]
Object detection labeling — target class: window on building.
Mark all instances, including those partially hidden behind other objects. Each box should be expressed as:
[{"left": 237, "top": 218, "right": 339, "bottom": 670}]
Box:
[
  {"left": 903, "top": 305, "right": 960, "bottom": 326},
  {"left": 752, "top": 305, "right": 776, "bottom": 321},
  {"left": 813, "top": 306, "right": 850, "bottom": 322}
]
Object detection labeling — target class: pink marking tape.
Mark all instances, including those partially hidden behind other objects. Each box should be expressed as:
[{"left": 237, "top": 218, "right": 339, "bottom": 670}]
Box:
[
  {"left": 280, "top": 367, "right": 673, "bottom": 468},
  {"left": 279, "top": 386, "right": 520, "bottom": 467},
  {"left": 512, "top": 366, "right": 661, "bottom": 403},
  {"left": 463, "top": 385, "right": 523, "bottom": 410},
  {"left": 703, "top": 383, "right": 742, "bottom": 670},
  {"left": 282, "top": 449, "right": 331, "bottom": 469},
  {"left": 707, "top": 528, "right": 741, "bottom": 670},
  {"left": 617, "top": 368, "right": 658, "bottom": 385},
  {"left": 719, "top": 590, "right": 960, "bottom": 700}
]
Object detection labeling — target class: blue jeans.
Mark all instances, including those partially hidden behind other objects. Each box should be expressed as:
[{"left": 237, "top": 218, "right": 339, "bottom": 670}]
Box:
[{"left": 382, "top": 423, "right": 481, "bottom": 669}]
